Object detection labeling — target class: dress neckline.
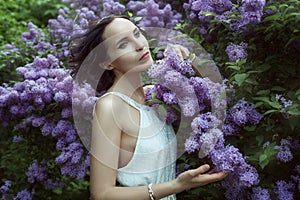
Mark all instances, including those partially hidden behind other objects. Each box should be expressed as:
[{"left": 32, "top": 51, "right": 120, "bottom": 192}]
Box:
[{"left": 102, "top": 91, "right": 148, "bottom": 107}]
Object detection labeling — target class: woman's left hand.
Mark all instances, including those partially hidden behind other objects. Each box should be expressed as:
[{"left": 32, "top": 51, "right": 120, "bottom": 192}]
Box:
[{"left": 171, "top": 44, "right": 191, "bottom": 61}]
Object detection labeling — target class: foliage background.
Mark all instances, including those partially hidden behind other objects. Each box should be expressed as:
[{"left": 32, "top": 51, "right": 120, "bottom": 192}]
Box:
[{"left": 0, "top": 0, "right": 299, "bottom": 199}]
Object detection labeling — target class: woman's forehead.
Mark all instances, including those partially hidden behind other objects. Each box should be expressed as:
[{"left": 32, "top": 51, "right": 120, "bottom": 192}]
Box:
[{"left": 102, "top": 18, "right": 136, "bottom": 40}]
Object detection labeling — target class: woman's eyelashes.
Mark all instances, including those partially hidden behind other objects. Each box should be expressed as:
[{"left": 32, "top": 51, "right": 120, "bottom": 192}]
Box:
[
  {"left": 134, "top": 29, "right": 140, "bottom": 38},
  {"left": 117, "top": 30, "right": 141, "bottom": 49},
  {"left": 118, "top": 40, "right": 128, "bottom": 49}
]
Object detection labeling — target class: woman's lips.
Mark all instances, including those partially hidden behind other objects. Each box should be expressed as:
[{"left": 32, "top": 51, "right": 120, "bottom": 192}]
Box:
[{"left": 139, "top": 51, "right": 150, "bottom": 61}]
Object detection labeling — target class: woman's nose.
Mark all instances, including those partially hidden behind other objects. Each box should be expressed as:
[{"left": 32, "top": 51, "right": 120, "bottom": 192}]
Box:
[{"left": 136, "top": 45, "right": 145, "bottom": 52}]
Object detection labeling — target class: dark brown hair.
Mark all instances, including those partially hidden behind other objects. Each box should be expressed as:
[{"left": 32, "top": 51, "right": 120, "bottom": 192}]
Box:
[{"left": 69, "top": 15, "right": 130, "bottom": 93}]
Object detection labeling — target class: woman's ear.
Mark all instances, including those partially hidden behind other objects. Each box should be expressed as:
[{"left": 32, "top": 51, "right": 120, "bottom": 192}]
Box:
[
  {"left": 106, "top": 64, "right": 114, "bottom": 70},
  {"left": 99, "top": 62, "right": 114, "bottom": 70}
]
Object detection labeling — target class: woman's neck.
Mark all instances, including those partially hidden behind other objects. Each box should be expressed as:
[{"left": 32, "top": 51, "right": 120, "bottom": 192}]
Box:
[{"left": 109, "top": 72, "right": 145, "bottom": 104}]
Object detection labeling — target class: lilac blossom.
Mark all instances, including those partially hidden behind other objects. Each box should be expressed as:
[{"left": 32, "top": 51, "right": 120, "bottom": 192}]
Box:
[
  {"left": 184, "top": 133, "right": 201, "bottom": 154},
  {"left": 13, "top": 135, "right": 23, "bottom": 143},
  {"left": 147, "top": 48, "right": 200, "bottom": 119},
  {"left": 251, "top": 186, "right": 271, "bottom": 200},
  {"left": 13, "top": 189, "right": 32, "bottom": 200},
  {"left": 0, "top": 180, "right": 11, "bottom": 199},
  {"left": 26, "top": 160, "right": 48, "bottom": 183},
  {"left": 183, "top": 0, "right": 233, "bottom": 36},
  {"left": 239, "top": 0, "right": 266, "bottom": 25},
  {"left": 127, "top": 0, "right": 182, "bottom": 29},
  {"left": 146, "top": 45, "right": 261, "bottom": 193},
  {"left": 275, "top": 138, "right": 294, "bottom": 163},
  {"left": 274, "top": 180, "right": 295, "bottom": 200},
  {"left": 26, "top": 159, "right": 64, "bottom": 190},
  {"left": 291, "top": 175, "right": 300, "bottom": 192},
  {"left": 184, "top": 0, "right": 267, "bottom": 33},
  {"left": 189, "top": 77, "right": 211, "bottom": 111},
  {"left": 101, "top": 0, "right": 126, "bottom": 17},
  {"left": 221, "top": 165, "right": 259, "bottom": 199},
  {"left": 223, "top": 98, "right": 262, "bottom": 136},
  {"left": 276, "top": 94, "right": 293, "bottom": 111},
  {"left": 226, "top": 42, "right": 248, "bottom": 62}
]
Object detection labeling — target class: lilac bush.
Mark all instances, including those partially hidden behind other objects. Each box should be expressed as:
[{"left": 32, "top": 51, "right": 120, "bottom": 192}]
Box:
[
  {"left": 127, "top": 0, "right": 182, "bottom": 29},
  {"left": 1, "top": 0, "right": 299, "bottom": 199},
  {"left": 146, "top": 46, "right": 262, "bottom": 197}
]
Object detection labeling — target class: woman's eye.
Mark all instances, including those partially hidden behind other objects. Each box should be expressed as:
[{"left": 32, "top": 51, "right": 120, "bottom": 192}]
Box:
[
  {"left": 134, "top": 31, "right": 140, "bottom": 37},
  {"left": 118, "top": 41, "right": 128, "bottom": 49}
]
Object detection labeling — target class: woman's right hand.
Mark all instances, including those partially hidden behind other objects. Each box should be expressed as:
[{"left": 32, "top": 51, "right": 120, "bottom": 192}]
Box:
[{"left": 173, "top": 164, "right": 228, "bottom": 192}]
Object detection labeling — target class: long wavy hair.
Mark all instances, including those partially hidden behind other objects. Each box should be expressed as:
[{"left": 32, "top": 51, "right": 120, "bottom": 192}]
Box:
[{"left": 69, "top": 15, "right": 130, "bottom": 93}]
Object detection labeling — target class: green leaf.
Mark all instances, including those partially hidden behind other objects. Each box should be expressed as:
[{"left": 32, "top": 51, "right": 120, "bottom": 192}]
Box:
[
  {"left": 259, "top": 154, "right": 269, "bottom": 169},
  {"left": 226, "top": 65, "right": 240, "bottom": 71},
  {"left": 256, "top": 135, "right": 264, "bottom": 146},
  {"left": 244, "top": 125, "right": 256, "bottom": 131},
  {"left": 202, "top": 11, "right": 217, "bottom": 17},
  {"left": 287, "top": 109, "right": 300, "bottom": 115},
  {"left": 286, "top": 12, "right": 300, "bottom": 18},
  {"left": 133, "top": 16, "right": 142, "bottom": 23},
  {"left": 234, "top": 73, "right": 249, "bottom": 86},
  {"left": 245, "top": 78, "right": 258, "bottom": 85},
  {"left": 262, "top": 14, "right": 279, "bottom": 22},
  {"left": 289, "top": 116, "right": 300, "bottom": 130},
  {"left": 268, "top": 101, "right": 281, "bottom": 109},
  {"left": 157, "top": 104, "right": 167, "bottom": 117},
  {"left": 263, "top": 109, "right": 278, "bottom": 115},
  {"left": 256, "top": 90, "right": 270, "bottom": 96},
  {"left": 271, "top": 86, "right": 286, "bottom": 91},
  {"left": 256, "top": 64, "right": 271, "bottom": 72}
]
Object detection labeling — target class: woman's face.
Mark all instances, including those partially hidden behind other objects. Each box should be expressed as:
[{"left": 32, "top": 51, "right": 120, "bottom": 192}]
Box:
[{"left": 102, "top": 18, "right": 153, "bottom": 74}]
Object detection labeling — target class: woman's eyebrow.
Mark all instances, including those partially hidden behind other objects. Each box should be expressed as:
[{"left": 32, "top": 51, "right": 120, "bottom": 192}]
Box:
[{"left": 116, "top": 28, "right": 139, "bottom": 46}]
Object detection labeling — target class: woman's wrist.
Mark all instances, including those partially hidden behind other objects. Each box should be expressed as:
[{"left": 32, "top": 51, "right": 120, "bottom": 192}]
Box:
[
  {"left": 170, "top": 178, "right": 185, "bottom": 194},
  {"left": 188, "top": 53, "right": 196, "bottom": 63}
]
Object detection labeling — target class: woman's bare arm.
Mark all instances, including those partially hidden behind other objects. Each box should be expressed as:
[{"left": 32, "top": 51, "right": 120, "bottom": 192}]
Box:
[{"left": 90, "top": 96, "right": 228, "bottom": 200}]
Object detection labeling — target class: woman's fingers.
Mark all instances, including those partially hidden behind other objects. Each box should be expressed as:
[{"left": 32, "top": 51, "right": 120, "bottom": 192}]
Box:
[
  {"left": 189, "top": 164, "right": 210, "bottom": 177},
  {"left": 172, "top": 44, "right": 190, "bottom": 60}
]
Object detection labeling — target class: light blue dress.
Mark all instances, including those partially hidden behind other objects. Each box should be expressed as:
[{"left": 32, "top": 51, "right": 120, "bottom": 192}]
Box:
[{"left": 97, "top": 92, "right": 177, "bottom": 200}]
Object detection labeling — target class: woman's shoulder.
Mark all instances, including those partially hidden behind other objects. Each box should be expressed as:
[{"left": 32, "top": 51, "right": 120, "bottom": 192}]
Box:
[{"left": 94, "top": 93, "right": 126, "bottom": 115}]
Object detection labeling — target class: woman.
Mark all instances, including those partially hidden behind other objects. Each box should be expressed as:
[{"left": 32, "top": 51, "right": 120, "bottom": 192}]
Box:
[{"left": 70, "top": 15, "right": 227, "bottom": 200}]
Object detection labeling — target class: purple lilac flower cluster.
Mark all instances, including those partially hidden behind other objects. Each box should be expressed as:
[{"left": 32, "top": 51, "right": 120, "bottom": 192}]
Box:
[
  {"left": 0, "top": 5, "right": 101, "bottom": 194},
  {"left": 101, "top": 0, "right": 126, "bottom": 17},
  {"left": 0, "top": 180, "right": 11, "bottom": 200},
  {"left": 127, "top": 0, "right": 182, "bottom": 29},
  {"left": 146, "top": 46, "right": 262, "bottom": 196},
  {"left": 63, "top": 0, "right": 101, "bottom": 12},
  {"left": 275, "top": 138, "right": 294, "bottom": 163},
  {"left": 251, "top": 186, "right": 271, "bottom": 200},
  {"left": 274, "top": 180, "right": 295, "bottom": 200},
  {"left": 48, "top": 3, "right": 100, "bottom": 58},
  {"left": 291, "top": 165, "right": 300, "bottom": 192},
  {"left": 225, "top": 42, "right": 248, "bottom": 62},
  {"left": 147, "top": 45, "right": 198, "bottom": 122},
  {"left": 0, "top": 53, "right": 93, "bottom": 179},
  {"left": 21, "top": 22, "right": 54, "bottom": 54},
  {"left": 183, "top": 0, "right": 267, "bottom": 34},
  {"left": 48, "top": 7, "right": 75, "bottom": 45},
  {"left": 237, "top": 0, "right": 266, "bottom": 29},
  {"left": 183, "top": 0, "right": 233, "bottom": 34},
  {"left": 222, "top": 98, "right": 262, "bottom": 136},
  {"left": 13, "top": 189, "right": 33, "bottom": 200},
  {"left": 276, "top": 94, "right": 293, "bottom": 111},
  {"left": 26, "top": 160, "right": 64, "bottom": 190}
]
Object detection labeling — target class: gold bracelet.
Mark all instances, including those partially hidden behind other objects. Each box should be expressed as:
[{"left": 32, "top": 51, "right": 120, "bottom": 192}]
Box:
[{"left": 147, "top": 183, "right": 155, "bottom": 200}]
